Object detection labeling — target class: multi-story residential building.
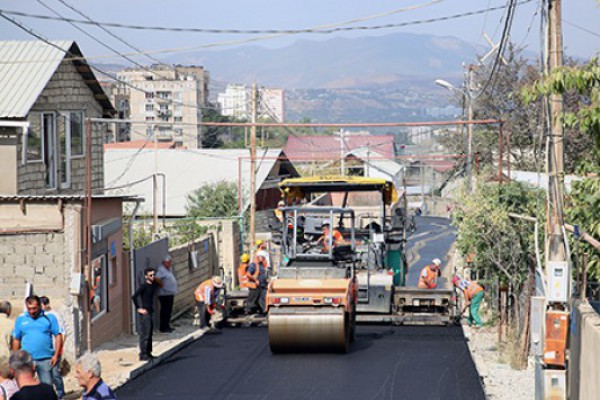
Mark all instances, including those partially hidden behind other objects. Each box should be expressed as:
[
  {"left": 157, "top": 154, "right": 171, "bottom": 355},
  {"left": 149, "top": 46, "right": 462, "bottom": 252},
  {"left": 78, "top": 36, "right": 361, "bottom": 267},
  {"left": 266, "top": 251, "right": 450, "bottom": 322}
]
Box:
[
  {"left": 217, "top": 84, "right": 285, "bottom": 121},
  {"left": 114, "top": 64, "right": 210, "bottom": 149}
]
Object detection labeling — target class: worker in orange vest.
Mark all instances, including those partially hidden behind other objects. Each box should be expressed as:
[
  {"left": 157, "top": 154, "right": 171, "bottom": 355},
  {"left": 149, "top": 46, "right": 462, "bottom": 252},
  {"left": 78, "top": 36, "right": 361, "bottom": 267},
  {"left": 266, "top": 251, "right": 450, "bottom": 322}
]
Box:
[
  {"left": 237, "top": 253, "right": 251, "bottom": 289},
  {"left": 244, "top": 254, "right": 268, "bottom": 315},
  {"left": 418, "top": 258, "right": 442, "bottom": 289},
  {"left": 317, "top": 221, "right": 344, "bottom": 252},
  {"left": 194, "top": 276, "right": 224, "bottom": 330},
  {"left": 452, "top": 275, "right": 484, "bottom": 328}
]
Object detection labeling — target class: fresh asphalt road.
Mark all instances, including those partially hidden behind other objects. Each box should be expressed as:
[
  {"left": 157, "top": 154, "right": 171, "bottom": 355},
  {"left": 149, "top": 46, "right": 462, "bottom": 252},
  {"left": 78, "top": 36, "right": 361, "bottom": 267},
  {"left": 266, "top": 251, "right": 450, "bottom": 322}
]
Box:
[
  {"left": 117, "top": 216, "right": 482, "bottom": 400},
  {"left": 405, "top": 216, "right": 456, "bottom": 288},
  {"left": 116, "top": 324, "right": 484, "bottom": 400}
]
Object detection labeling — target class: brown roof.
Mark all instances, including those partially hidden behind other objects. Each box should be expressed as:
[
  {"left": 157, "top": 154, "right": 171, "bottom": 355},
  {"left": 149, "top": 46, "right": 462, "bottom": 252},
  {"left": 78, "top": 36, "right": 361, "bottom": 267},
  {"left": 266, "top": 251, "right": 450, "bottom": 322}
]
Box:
[{"left": 284, "top": 135, "right": 394, "bottom": 161}]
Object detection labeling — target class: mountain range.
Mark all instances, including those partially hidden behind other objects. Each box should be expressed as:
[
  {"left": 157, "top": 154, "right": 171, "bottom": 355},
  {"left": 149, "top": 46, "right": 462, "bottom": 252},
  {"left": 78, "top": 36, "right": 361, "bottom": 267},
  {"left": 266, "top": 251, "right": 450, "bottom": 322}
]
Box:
[{"left": 170, "top": 32, "right": 483, "bottom": 89}]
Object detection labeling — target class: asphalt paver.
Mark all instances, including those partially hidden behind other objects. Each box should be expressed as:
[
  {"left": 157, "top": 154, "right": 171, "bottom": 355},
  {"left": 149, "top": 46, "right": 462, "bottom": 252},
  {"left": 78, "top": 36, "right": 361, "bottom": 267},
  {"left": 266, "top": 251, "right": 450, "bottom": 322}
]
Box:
[{"left": 116, "top": 324, "right": 484, "bottom": 400}]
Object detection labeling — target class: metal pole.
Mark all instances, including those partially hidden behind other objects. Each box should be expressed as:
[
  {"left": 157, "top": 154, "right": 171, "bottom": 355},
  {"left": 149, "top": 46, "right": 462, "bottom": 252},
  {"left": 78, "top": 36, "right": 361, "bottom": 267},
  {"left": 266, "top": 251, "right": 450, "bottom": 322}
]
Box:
[
  {"left": 340, "top": 129, "right": 345, "bottom": 176},
  {"left": 85, "top": 118, "right": 93, "bottom": 352},
  {"left": 250, "top": 83, "right": 257, "bottom": 248},
  {"left": 499, "top": 124, "right": 504, "bottom": 183},
  {"left": 153, "top": 130, "right": 158, "bottom": 237},
  {"left": 466, "top": 65, "right": 475, "bottom": 192}
]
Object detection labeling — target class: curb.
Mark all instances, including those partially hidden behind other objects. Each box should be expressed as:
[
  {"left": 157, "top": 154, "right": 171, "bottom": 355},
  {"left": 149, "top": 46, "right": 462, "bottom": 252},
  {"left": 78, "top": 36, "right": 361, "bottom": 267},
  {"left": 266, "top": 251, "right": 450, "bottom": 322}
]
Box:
[{"left": 120, "top": 329, "right": 206, "bottom": 388}]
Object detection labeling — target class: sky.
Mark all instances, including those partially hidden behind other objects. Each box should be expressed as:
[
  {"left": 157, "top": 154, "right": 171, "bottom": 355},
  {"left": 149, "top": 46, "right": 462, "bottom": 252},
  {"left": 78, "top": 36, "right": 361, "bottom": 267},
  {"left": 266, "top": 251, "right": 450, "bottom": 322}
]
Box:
[{"left": 0, "top": 0, "right": 598, "bottom": 64}]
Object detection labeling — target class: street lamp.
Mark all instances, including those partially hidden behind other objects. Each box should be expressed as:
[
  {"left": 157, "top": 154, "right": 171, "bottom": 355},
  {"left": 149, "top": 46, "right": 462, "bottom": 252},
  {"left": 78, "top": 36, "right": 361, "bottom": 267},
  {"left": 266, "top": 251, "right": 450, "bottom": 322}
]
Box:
[{"left": 435, "top": 77, "right": 474, "bottom": 192}]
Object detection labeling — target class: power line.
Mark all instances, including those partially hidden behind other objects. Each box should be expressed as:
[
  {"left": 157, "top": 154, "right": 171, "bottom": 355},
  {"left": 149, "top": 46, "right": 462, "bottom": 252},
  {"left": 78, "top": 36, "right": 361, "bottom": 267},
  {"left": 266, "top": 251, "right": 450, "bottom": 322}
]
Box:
[
  {"left": 2, "top": 0, "right": 446, "bottom": 35},
  {"left": 53, "top": 0, "right": 166, "bottom": 66},
  {"left": 563, "top": 18, "right": 600, "bottom": 39},
  {"left": 1, "top": 1, "right": 533, "bottom": 63}
]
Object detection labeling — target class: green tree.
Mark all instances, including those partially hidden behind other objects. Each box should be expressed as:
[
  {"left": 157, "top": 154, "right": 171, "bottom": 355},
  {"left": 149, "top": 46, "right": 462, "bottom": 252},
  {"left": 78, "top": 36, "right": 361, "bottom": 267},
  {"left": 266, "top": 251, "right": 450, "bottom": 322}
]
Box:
[{"left": 186, "top": 180, "right": 239, "bottom": 218}]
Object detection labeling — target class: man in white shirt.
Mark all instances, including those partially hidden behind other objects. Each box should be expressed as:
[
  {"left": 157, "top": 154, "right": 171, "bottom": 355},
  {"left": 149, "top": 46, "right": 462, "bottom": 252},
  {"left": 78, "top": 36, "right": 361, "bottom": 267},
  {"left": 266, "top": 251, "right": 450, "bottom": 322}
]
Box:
[{"left": 155, "top": 255, "right": 178, "bottom": 333}]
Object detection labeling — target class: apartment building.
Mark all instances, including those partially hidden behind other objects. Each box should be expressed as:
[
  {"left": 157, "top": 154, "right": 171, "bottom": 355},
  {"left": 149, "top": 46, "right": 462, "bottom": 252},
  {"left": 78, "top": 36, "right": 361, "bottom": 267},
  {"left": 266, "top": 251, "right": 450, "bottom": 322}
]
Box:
[
  {"left": 114, "top": 64, "right": 210, "bottom": 148},
  {"left": 217, "top": 84, "right": 285, "bottom": 121}
]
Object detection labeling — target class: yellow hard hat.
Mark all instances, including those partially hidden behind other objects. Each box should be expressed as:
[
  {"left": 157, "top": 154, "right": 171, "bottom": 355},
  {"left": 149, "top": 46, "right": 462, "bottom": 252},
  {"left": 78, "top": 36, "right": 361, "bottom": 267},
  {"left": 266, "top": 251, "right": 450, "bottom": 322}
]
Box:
[
  {"left": 241, "top": 253, "right": 250, "bottom": 263},
  {"left": 255, "top": 239, "right": 263, "bottom": 247}
]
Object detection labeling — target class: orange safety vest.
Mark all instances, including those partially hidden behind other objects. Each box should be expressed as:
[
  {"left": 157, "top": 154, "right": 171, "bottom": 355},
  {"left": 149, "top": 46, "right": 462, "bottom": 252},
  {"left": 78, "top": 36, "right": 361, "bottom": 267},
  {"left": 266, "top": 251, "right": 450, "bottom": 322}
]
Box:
[
  {"left": 323, "top": 229, "right": 344, "bottom": 252},
  {"left": 418, "top": 265, "right": 439, "bottom": 289},
  {"left": 237, "top": 262, "right": 250, "bottom": 289},
  {"left": 194, "top": 279, "right": 216, "bottom": 303},
  {"left": 464, "top": 281, "right": 484, "bottom": 299},
  {"left": 245, "top": 260, "right": 265, "bottom": 289}
]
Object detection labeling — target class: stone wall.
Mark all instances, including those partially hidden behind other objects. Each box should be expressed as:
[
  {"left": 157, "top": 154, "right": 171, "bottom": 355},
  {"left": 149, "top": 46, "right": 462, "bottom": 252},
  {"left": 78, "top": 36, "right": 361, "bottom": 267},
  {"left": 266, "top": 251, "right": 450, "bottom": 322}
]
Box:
[
  {"left": 169, "top": 234, "right": 218, "bottom": 318},
  {"left": 17, "top": 60, "right": 105, "bottom": 195}
]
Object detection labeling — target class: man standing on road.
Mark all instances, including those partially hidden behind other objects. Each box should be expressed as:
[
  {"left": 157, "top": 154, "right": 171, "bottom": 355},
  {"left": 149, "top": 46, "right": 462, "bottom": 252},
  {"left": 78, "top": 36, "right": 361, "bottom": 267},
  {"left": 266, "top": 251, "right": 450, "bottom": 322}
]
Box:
[
  {"left": 452, "top": 275, "right": 485, "bottom": 328},
  {"left": 39, "top": 297, "right": 65, "bottom": 400},
  {"left": 0, "top": 301, "right": 13, "bottom": 359},
  {"left": 9, "top": 350, "right": 57, "bottom": 400},
  {"left": 12, "top": 296, "right": 62, "bottom": 391},
  {"left": 75, "top": 352, "right": 117, "bottom": 400},
  {"left": 245, "top": 254, "right": 268, "bottom": 315},
  {"left": 418, "top": 259, "right": 442, "bottom": 289},
  {"left": 194, "top": 276, "right": 224, "bottom": 330},
  {"left": 155, "top": 255, "right": 178, "bottom": 333},
  {"left": 255, "top": 240, "right": 271, "bottom": 274},
  {"left": 131, "top": 268, "right": 159, "bottom": 361}
]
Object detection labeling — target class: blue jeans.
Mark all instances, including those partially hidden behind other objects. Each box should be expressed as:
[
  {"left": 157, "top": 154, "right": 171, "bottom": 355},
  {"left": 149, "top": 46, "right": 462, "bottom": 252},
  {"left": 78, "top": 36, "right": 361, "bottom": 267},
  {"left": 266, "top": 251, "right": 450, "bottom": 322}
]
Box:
[{"left": 36, "top": 358, "right": 65, "bottom": 398}]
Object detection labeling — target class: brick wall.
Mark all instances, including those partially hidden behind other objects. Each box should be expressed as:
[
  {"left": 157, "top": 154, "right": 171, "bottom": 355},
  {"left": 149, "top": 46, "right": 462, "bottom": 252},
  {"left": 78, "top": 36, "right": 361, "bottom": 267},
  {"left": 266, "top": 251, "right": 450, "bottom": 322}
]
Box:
[
  {"left": 17, "top": 60, "right": 105, "bottom": 195},
  {"left": 169, "top": 234, "right": 218, "bottom": 318}
]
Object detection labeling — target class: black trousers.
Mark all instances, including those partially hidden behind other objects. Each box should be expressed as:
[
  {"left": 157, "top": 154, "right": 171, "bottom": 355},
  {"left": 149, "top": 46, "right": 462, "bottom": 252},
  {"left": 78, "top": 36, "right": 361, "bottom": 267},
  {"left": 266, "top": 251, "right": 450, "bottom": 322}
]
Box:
[
  {"left": 197, "top": 302, "right": 210, "bottom": 328},
  {"left": 245, "top": 287, "right": 267, "bottom": 314},
  {"left": 138, "top": 313, "right": 153, "bottom": 357},
  {"left": 158, "top": 295, "right": 174, "bottom": 331}
]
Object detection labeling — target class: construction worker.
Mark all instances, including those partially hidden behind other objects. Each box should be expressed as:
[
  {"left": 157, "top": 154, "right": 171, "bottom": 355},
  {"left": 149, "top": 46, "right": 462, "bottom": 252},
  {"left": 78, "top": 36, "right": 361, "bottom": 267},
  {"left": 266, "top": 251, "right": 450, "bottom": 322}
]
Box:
[
  {"left": 418, "top": 258, "right": 442, "bottom": 289},
  {"left": 317, "top": 221, "right": 344, "bottom": 252},
  {"left": 244, "top": 254, "right": 268, "bottom": 315},
  {"left": 452, "top": 275, "right": 485, "bottom": 328},
  {"left": 255, "top": 240, "right": 271, "bottom": 273},
  {"left": 194, "top": 276, "right": 224, "bottom": 330},
  {"left": 237, "top": 253, "right": 251, "bottom": 289}
]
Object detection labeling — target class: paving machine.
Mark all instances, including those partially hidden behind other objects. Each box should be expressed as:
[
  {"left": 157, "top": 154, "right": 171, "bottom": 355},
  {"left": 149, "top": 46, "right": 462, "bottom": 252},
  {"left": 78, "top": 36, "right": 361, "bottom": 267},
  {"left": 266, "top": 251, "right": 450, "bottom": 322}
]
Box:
[{"left": 266, "top": 177, "right": 455, "bottom": 351}]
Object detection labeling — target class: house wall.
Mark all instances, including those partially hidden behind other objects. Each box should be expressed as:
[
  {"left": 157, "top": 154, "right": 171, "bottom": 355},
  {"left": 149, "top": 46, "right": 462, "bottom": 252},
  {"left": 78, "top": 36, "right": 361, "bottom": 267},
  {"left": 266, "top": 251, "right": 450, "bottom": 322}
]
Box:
[
  {"left": 89, "top": 199, "right": 126, "bottom": 348},
  {"left": 0, "top": 128, "right": 18, "bottom": 193},
  {"left": 17, "top": 60, "right": 105, "bottom": 195}
]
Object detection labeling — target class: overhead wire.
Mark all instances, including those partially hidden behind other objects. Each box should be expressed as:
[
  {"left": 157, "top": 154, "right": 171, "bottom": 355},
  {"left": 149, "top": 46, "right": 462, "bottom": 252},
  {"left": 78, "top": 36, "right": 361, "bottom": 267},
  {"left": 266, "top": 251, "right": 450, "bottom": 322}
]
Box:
[{"left": 0, "top": 1, "right": 533, "bottom": 63}]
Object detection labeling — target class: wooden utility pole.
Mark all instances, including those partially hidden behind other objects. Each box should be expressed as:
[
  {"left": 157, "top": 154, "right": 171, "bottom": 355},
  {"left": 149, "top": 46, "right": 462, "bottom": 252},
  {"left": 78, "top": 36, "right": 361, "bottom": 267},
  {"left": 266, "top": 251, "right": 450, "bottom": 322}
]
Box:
[
  {"left": 546, "top": 0, "right": 567, "bottom": 266},
  {"left": 249, "top": 83, "right": 258, "bottom": 248}
]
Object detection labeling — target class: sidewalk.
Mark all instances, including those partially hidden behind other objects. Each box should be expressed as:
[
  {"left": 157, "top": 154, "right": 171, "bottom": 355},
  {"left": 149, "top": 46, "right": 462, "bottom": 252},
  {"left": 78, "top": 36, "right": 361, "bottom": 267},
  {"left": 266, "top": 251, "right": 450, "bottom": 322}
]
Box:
[{"left": 64, "top": 313, "right": 204, "bottom": 399}]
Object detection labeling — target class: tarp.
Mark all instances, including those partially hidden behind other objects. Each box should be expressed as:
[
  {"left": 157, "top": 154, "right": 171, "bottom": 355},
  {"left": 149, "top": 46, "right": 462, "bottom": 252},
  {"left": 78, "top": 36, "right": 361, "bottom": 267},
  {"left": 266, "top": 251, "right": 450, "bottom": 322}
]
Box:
[{"left": 279, "top": 176, "right": 397, "bottom": 205}]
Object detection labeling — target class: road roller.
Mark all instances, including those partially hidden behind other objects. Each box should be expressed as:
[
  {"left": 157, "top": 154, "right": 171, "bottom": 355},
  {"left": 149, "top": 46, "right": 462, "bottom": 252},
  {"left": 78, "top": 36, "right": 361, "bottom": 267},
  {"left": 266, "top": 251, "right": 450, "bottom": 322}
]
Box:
[{"left": 266, "top": 207, "right": 358, "bottom": 353}]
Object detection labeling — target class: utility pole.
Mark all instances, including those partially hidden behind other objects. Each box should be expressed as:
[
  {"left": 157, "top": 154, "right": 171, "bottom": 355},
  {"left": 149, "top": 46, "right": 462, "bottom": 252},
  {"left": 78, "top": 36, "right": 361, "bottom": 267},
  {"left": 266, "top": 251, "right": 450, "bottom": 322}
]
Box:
[
  {"left": 339, "top": 129, "right": 346, "bottom": 176},
  {"left": 539, "top": 1, "right": 568, "bottom": 399},
  {"left": 249, "top": 83, "right": 258, "bottom": 248},
  {"left": 153, "top": 127, "right": 159, "bottom": 237},
  {"left": 466, "top": 64, "right": 475, "bottom": 193}
]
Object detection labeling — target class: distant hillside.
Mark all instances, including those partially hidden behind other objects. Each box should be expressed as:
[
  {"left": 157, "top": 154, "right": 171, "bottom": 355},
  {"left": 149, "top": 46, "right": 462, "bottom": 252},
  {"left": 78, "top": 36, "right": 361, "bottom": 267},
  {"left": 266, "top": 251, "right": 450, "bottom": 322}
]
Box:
[{"left": 170, "top": 32, "right": 482, "bottom": 89}]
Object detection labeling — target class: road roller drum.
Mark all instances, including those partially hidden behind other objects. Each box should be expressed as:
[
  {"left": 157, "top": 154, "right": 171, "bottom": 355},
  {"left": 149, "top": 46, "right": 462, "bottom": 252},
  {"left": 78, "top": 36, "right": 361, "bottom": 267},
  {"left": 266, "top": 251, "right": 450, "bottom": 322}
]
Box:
[{"left": 268, "top": 307, "right": 350, "bottom": 353}]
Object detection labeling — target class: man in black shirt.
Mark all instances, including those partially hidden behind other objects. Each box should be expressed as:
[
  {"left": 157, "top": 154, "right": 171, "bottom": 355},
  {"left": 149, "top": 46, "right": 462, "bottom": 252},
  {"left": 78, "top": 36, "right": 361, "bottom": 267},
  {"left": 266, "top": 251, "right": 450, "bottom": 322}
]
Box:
[
  {"left": 131, "top": 268, "right": 159, "bottom": 361},
  {"left": 9, "top": 350, "right": 57, "bottom": 400}
]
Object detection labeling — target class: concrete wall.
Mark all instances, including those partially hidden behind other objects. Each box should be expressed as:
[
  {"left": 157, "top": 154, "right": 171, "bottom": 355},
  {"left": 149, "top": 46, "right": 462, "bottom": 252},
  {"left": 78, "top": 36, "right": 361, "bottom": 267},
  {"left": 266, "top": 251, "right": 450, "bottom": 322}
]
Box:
[
  {"left": 169, "top": 234, "right": 218, "bottom": 318},
  {"left": 17, "top": 60, "right": 105, "bottom": 195},
  {"left": 571, "top": 302, "right": 600, "bottom": 400}
]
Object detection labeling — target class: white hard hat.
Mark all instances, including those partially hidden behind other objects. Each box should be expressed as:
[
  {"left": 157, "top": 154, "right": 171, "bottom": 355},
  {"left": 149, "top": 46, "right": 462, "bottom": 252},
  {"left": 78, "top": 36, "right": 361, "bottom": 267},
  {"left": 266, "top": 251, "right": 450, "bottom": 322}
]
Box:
[
  {"left": 212, "top": 276, "right": 224, "bottom": 288},
  {"left": 432, "top": 258, "right": 441, "bottom": 266}
]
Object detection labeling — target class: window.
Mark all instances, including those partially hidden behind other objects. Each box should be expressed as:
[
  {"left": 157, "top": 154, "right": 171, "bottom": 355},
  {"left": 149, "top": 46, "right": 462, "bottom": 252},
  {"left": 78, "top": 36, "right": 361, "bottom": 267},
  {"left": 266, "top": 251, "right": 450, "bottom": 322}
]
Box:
[
  {"left": 145, "top": 103, "right": 154, "bottom": 112},
  {"left": 69, "top": 112, "right": 84, "bottom": 157},
  {"left": 42, "top": 113, "right": 57, "bottom": 189},
  {"left": 145, "top": 116, "right": 155, "bottom": 121},
  {"left": 26, "top": 115, "right": 43, "bottom": 162},
  {"left": 90, "top": 255, "right": 107, "bottom": 320},
  {"left": 174, "top": 116, "right": 182, "bottom": 123}
]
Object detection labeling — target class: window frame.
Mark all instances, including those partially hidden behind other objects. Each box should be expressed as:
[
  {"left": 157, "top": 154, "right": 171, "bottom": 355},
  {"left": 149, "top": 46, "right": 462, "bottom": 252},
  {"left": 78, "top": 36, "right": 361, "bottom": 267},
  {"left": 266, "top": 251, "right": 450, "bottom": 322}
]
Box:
[{"left": 90, "top": 254, "right": 108, "bottom": 322}]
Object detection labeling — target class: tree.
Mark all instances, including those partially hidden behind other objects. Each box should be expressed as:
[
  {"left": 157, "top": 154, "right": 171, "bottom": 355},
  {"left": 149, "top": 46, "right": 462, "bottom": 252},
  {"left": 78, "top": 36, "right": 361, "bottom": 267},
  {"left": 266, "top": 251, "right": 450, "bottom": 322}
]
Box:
[
  {"left": 186, "top": 180, "right": 239, "bottom": 218},
  {"left": 523, "top": 58, "right": 600, "bottom": 278},
  {"left": 453, "top": 175, "right": 545, "bottom": 336}
]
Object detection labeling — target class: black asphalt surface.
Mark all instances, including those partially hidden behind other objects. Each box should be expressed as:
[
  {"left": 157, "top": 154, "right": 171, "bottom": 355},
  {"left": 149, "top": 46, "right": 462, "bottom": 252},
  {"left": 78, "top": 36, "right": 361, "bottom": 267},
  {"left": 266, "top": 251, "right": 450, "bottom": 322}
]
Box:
[
  {"left": 116, "top": 325, "right": 484, "bottom": 400},
  {"left": 117, "top": 216, "right": 482, "bottom": 400},
  {"left": 405, "top": 216, "right": 456, "bottom": 287}
]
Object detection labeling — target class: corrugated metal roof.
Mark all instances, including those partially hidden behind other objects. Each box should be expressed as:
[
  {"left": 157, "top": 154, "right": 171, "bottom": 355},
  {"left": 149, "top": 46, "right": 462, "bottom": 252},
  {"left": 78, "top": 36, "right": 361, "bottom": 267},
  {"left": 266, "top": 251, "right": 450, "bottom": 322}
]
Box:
[
  {"left": 346, "top": 148, "right": 403, "bottom": 178},
  {"left": 104, "top": 148, "right": 294, "bottom": 217},
  {"left": 0, "top": 40, "right": 72, "bottom": 118}
]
